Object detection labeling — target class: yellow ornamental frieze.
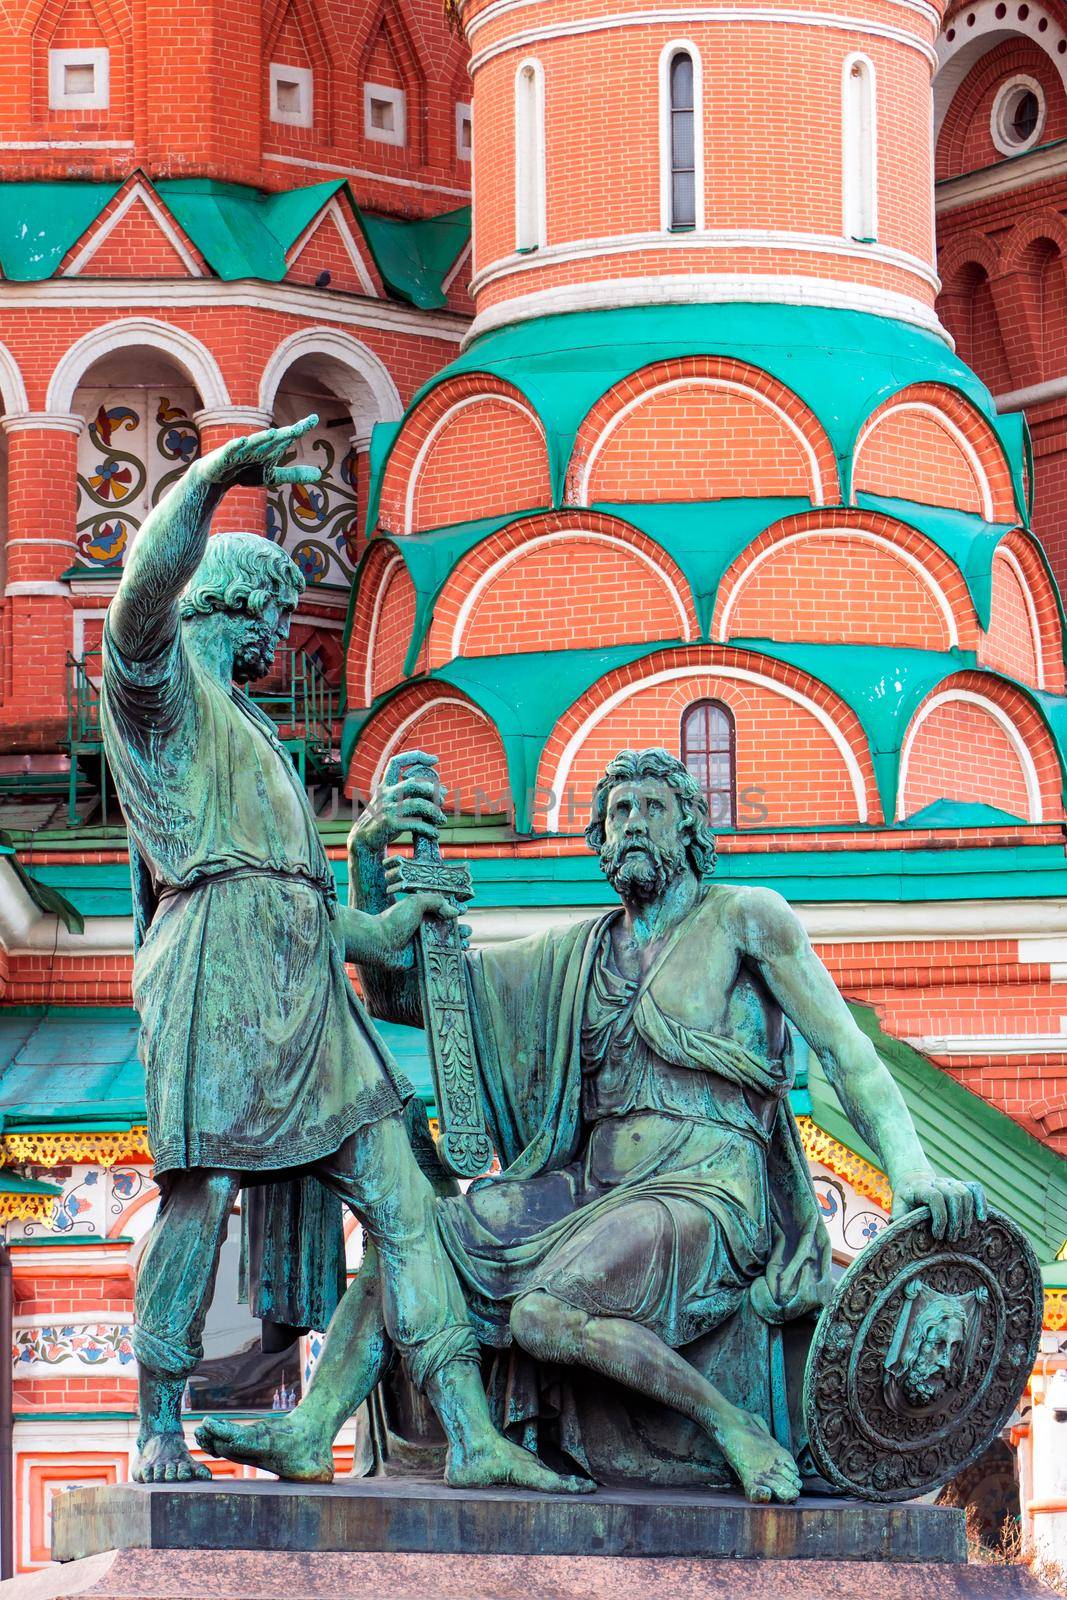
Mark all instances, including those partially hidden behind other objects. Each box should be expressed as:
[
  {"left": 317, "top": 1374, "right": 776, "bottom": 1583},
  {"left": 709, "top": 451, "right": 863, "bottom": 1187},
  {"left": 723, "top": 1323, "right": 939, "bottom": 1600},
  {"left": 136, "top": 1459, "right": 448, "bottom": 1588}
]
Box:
[{"left": 0, "top": 1128, "right": 152, "bottom": 1169}]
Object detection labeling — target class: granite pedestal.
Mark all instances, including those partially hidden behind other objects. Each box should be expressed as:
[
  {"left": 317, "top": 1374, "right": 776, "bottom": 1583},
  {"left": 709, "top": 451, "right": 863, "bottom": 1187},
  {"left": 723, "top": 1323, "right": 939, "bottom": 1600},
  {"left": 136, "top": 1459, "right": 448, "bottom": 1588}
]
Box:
[{"left": 0, "top": 1479, "right": 1054, "bottom": 1600}]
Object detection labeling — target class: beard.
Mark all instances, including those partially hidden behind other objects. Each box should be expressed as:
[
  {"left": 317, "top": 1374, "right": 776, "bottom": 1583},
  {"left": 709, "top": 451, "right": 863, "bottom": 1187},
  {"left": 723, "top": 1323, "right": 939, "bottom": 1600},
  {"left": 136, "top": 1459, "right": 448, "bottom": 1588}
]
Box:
[
  {"left": 600, "top": 836, "right": 688, "bottom": 901},
  {"left": 233, "top": 627, "right": 277, "bottom": 683}
]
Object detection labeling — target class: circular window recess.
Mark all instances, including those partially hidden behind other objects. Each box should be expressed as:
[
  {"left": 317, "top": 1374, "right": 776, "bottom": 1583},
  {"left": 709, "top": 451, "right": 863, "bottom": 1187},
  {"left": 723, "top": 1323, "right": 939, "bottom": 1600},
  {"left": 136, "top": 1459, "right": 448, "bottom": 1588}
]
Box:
[{"left": 991, "top": 74, "right": 1047, "bottom": 154}]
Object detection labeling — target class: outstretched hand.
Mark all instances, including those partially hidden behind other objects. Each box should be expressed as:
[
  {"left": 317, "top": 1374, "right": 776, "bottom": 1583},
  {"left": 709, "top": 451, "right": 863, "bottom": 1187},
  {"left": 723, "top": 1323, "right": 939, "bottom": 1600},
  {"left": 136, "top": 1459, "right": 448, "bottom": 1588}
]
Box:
[
  {"left": 197, "top": 414, "right": 323, "bottom": 493},
  {"left": 890, "top": 1171, "right": 986, "bottom": 1240}
]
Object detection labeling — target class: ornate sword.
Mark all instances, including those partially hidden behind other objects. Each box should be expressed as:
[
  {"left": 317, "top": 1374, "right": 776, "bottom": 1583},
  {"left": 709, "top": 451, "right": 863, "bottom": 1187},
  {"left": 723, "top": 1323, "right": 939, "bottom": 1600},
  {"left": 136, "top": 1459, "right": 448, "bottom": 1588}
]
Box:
[{"left": 383, "top": 752, "right": 493, "bottom": 1179}]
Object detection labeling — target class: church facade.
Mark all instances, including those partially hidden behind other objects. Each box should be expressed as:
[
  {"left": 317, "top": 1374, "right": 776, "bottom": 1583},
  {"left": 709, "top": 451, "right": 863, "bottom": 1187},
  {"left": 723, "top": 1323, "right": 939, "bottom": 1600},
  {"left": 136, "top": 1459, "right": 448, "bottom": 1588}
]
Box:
[{"left": 0, "top": 0, "right": 1064, "bottom": 1570}]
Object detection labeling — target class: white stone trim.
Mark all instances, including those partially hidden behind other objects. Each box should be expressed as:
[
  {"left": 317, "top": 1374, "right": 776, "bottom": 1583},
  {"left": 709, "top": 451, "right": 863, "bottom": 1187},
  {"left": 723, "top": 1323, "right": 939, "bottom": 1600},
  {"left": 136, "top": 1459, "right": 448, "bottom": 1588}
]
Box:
[
  {"left": 466, "top": 0, "right": 941, "bottom": 40},
  {"left": 469, "top": 10, "right": 940, "bottom": 75},
  {"left": 659, "top": 39, "right": 705, "bottom": 232},
  {"left": 370, "top": 697, "right": 500, "bottom": 789},
  {"left": 404, "top": 392, "right": 544, "bottom": 534},
  {"left": 0, "top": 278, "right": 469, "bottom": 344},
  {"left": 258, "top": 327, "right": 403, "bottom": 432},
  {"left": 364, "top": 81, "right": 406, "bottom": 146},
  {"left": 441, "top": 239, "right": 473, "bottom": 294},
  {"left": 456, "top": 100, "right": 473, "bottom": 161},
  {"left": 936, "top": 139, "right": 1067, "bottom": 214},
  {"left": 364, "top": 553, "right": 406, "bottom": 704},
  {"left": 48, "top": 46, "right": 109, "bottom": 111},
  {"left": 464, "top": 273, "right": 949, "bottom": 344},
  {"left": 545, "top": 664, "right": 870, "bottom": 829},
  {"left": 852, "top": 399, "right": 994, "bottom": 520},
  {"left": 992, "top": 544, "right": 1046, "bottom": 690},
  {"left": 5, "top": 581, "right": 70, "bottom": 596},
  {"left": 6, "top": 537, "right": 77, "bottom": 549},
  {"left": 450, "top": 529, "right": 693, "bottom": 656},
  {"left": 717, "top": 526, "right": 960, "bottom": 645},
  {"left": 578, "top": 376, "right": 825, "bottom": 503},
  {"left": 514, "top": 57, "right": 547, "bottom": 251},
  {"left": 909, "top": 1031, "right": 1067, "bottom": 1054},
  {"left": 896, "top": 688, "right": 1043, "bottom": 822},
  {"left": 0, "top": 411, "right": 82, "bottom": 435},
  {"left": 263, "top": 151, "right": 472, "bottom": 198},
  {"left": 469, "top": 227, "right": 940, "bottom": 295},
  {"left": 47, "top": 317, "right": 231, "bottom": 414},
  {"left": 934, "top": 0, "right": 1067, "bottom": 136},
  {"left": 0, "top": 138, "right": 133, "bottom": 149},
  {"left": 62, "top": 183, "right": 204, "bottom": 279},
  {"left": 0, "top": 343, "right": 29, "bottom": 416},
  {"left": 842, "top": 52, "right": 878, "bottom": 242},
  {"left": 270, "top": 62, "right": 314, "bottom": 128},
  {"left": 193, "top": 406, "right": 273, "bottom": 431},
  {"left": 286, "top": 198, "right": 378, "bottom": 298},
  {"left": 990, "top": 73, "right": 1046, "bottom": 157}
]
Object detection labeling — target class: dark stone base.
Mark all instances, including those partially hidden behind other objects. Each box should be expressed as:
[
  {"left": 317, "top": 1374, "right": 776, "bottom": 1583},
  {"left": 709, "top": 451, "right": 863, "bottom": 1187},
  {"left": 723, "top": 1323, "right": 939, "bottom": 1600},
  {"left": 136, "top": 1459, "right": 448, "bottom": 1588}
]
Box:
[
  {"left": 50, "top": 1477, "right": 965, "bottom": 1564},
  {"left": 0, "top": 1548, "right": 1059, "bottom": 1600}
]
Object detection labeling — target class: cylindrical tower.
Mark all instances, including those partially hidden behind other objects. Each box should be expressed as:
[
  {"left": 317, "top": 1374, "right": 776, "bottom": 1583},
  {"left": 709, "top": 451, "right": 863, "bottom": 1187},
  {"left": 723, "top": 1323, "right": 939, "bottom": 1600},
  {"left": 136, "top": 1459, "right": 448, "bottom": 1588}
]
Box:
[{"left": 463, "top": 0, "right": 942, "bottom": 340}]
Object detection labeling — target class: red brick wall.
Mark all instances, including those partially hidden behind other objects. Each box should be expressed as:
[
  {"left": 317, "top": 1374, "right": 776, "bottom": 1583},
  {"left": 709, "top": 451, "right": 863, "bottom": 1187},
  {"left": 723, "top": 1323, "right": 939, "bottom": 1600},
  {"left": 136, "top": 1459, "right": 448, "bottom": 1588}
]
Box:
[
  {"left": 936, "top": 39, "right": 1067, "bottom": 183},
  {"left": 853, "top": 383, "right": 1018, "bottom": 520},
  {"left": 349, "top": 684, "right": 512, "bottom": 812},
  {"left": 370, "top": 561, "right": 417, "bottom": 696},
  {"left": 979, "top": 548, "right": 1040, "bottom": 683}
]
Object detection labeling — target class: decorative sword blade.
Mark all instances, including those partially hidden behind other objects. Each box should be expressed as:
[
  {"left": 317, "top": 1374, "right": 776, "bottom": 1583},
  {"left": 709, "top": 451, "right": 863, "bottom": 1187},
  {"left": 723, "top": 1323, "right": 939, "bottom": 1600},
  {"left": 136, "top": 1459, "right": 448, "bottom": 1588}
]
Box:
[{"left": 383, "top": 753, "right": 492, "bottom": 1178}]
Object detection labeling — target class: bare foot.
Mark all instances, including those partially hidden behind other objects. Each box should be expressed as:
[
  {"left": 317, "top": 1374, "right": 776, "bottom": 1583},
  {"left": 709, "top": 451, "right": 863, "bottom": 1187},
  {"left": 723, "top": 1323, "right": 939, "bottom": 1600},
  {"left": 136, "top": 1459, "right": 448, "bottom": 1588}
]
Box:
[
  {"left": 446, "top": 1435, "right": 594, "bottom": 1495},
  {"left": 133, "top": 1432, "right": 210, "bottom": 1484},
  {"left": 713, "top": 1410, "right": 801, "bottom": 1504},
  {"left": 194, "top": 1415, "right": 335, "bottom": 1483}
]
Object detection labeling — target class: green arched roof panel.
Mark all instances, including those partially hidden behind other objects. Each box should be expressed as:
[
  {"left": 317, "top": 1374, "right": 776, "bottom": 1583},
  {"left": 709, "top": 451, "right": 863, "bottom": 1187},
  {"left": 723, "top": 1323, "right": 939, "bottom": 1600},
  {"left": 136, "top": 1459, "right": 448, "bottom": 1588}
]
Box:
[
  {"left": 855, "top": 495, "right": 1012, "bottom": 631},
  {"left": 387, "top": 305, "right": 1015, "bottom": 511}
]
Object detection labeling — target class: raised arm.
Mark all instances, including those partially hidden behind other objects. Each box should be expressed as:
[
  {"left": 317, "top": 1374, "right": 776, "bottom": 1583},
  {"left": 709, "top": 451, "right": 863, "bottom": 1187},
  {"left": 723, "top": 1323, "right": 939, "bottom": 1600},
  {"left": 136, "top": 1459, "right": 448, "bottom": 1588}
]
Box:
[
  {"left": 108, "top": 416, "right": 321, "bottom": 660},
  {"left": 736, "top": 886, "right": 984, "bottom": 1240}
]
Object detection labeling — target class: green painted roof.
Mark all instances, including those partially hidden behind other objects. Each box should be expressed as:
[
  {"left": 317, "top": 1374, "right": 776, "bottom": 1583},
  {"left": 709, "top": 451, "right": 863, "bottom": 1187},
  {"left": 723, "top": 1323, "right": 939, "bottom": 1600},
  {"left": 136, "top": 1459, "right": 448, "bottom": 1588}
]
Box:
[
  {"left": 0, "top": 181, "right": 122, "bottom": 280},
  {"left": 377, "top": 303, "right": 1027, "bottom": 520},
  {"left": 359, "top": 206, "right": 470, "bottom": 310},
  {"left": 0, "top": 1171, "right": 61, "bottom": 1197},
  {"left": 0, "top": 177, "right": 471, "bottom": 304},
  {"left": 815, "top": 1005, "right": 1067, "bottom": 1262}
]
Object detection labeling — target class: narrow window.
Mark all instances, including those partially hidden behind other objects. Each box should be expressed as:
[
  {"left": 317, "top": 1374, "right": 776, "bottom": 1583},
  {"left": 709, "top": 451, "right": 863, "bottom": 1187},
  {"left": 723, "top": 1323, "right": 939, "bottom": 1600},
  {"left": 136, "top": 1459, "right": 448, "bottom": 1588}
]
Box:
[
  {"left": 842, "top": 54, "right": 877, "bottom": 242},
  {"left": 456, "top": 101, "right": 472, "bottom": 162},
  {"left": 515, "top": 60, "right": 545, "bottom": 252},
  {"left": 681, "top": 700, "right": 735, "bottom": 827},
  {"left": 669, "top": 53, "right": 696, "bottom": 229}
]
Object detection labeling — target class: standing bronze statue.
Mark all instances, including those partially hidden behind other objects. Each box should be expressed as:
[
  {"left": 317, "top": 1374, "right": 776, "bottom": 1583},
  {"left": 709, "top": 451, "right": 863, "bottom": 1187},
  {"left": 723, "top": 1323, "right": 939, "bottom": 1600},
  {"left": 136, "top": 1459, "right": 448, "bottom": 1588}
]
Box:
[
  {"left": 200, "top": 746, "right": 999, "bottom": 1504},
  {"left": 101, "top": 417, "right": 587, "bottom": 1495}
]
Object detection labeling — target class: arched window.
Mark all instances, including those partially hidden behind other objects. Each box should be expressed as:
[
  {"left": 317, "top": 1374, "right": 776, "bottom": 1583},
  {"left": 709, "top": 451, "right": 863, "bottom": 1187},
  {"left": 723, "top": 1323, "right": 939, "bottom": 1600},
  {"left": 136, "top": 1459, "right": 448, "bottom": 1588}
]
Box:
[
  {"left": 842, "top": 54, "right": 877, "bottom": 242},
  {"left": 515, "top": 59, "right": 546, "bottom": 252},
  {"left": 660, "top": 43, "right": 703, "bottom": 232},
  {"left": 681, "top": 699, "right": 735, "bottom": 827}
]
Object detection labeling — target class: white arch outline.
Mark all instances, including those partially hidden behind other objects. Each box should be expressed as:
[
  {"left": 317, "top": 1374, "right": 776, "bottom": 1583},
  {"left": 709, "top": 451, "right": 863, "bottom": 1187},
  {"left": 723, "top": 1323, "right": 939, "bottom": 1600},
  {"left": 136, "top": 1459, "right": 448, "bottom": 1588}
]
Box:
[
  {"left": 576, "top": 377, "right": 826, "bottom": 504},
  {"left": 370, "top": 695, "right": 502, "bottom": 789},
  {"left": 448, "top": 528, "right": 693, "bottom": 657},
  {"left": 934, "top": 0, "right": 1067, "bottom": 136},
  {"left": 46, "top": 318, "right": 231, "bottom": 413},
  {"left": 989, "top": 544, "right": 1046, "bottom": 690},
  {"left": 545, "top": 664, "right": 870, "bottom": 829},
  {"left": 842, "top": 52, "right": 878, "bottom": 242},
  {"left": 659, "top": 39, "right": 705, "bottom": 233},
  {"left": 514, "top": 56, "right": 547, "bottom": 252},
  {"left": 896, "top": 688, "right": 1043, "bottom": 821},
  {"left": 403, "top": 391, "right": 547, "bottom": 534},
  {"left": 363, "top": 552, "right": 406, "bottom": 704},
  {"left": 258, "top": 327, "right": 402, "bottom": 433},
  {"left": 0, "top": 344, "right": 29, "bottom": 416},
  {"left": 716, "top": 526, "right": 960, "bottom": 646},
  {"left": 852, "top": 400, "right": 995, "bottom": 521}
]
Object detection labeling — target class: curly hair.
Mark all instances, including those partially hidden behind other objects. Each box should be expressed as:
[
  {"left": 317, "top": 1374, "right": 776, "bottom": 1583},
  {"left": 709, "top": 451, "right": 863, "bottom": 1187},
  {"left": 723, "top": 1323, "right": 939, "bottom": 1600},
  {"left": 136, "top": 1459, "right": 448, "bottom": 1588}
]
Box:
[
  {"left": 178, "top": 532, "right": 305, "bottom": 621},
  {"left": 584, "top": 748, "right": 718, "bottom": 877}
]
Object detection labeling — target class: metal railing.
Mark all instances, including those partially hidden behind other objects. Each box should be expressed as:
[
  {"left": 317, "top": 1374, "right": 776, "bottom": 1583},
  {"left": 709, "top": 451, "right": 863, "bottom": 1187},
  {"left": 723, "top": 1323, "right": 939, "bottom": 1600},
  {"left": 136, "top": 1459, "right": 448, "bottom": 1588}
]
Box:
[{"left": 64, "top": 647, "right": 340, "bottom": 826}]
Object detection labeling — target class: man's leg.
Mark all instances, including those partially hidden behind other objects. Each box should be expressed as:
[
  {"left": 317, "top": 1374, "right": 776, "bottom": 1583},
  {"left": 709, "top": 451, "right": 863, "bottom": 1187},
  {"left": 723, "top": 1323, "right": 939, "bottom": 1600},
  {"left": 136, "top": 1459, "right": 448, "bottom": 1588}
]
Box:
[
  {"left": 510, "top": 1290, "right": 801, "bottom": 1504},
  {"left": 133, "top": 1168, "right": 239, "bottom": 1482},
  {"left": 328, "top": 1114, "right": 592, "bottom": 1493},
  {"left": 195, "top": 1241, "right": 393, "bottom": 1481}
]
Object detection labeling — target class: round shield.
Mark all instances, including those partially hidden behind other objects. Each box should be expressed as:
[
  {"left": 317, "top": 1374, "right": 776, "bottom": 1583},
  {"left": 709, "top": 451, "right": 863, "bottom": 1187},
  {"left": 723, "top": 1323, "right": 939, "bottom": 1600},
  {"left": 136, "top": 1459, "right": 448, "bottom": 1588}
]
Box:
[{"left": 803, "top": 1207, "right": 1041, "bottom": 1501}]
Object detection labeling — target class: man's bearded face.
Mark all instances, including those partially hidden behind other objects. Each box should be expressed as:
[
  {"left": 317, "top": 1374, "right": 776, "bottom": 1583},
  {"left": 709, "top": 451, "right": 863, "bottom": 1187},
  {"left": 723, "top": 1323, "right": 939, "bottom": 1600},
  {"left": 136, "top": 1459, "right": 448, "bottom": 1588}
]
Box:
[
  {"left": 599, "top": 778, "right": 690, "bottom": 901},
  {"left": 232, "top": 601, "right": 292, "bottom": 684}
]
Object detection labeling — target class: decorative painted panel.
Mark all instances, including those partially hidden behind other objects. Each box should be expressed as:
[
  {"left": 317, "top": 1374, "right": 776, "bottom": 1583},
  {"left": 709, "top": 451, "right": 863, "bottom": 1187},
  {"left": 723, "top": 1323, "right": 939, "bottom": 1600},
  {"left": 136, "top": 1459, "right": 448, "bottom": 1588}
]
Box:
[
  {"left": 810, "top": 1164, "right": 889, "bottom": 1259},
  {"left": 6, "top": 1165, "right": 156, "bottom": 1243},
  {"left": 13, "top": 1319, "right": 135, "bottom": 1376},
  {"left": 268, "top": 397, "right": 359, "bottom": 587},
  {"left": 74, "top": 389, "right": 201, "bottom": 567}
]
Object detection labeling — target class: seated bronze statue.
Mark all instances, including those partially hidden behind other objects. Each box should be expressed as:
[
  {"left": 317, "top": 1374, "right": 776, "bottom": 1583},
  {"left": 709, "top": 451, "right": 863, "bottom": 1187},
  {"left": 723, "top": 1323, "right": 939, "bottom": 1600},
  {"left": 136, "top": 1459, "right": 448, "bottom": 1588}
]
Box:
[{"left": 199, "top": 746, "right": 982, "bottom": 1503}]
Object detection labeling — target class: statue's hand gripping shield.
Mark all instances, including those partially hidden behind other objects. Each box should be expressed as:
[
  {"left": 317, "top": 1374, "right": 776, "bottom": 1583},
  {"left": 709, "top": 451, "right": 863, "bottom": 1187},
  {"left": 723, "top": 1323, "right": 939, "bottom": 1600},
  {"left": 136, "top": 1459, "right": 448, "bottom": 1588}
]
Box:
[{"left": 803, "top": 1208, "right": 1042, "bottom": 1501}]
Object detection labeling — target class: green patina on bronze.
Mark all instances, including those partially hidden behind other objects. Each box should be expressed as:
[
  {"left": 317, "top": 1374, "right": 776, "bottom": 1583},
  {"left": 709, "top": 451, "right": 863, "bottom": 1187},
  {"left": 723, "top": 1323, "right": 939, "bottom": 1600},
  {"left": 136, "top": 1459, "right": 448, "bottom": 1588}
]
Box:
[
  {"left": 201, "top": 747, "right": 1007, "bottom": 1504},
  {"left": 100, "top": 420, "right": 591, "bottom": 1498}
]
